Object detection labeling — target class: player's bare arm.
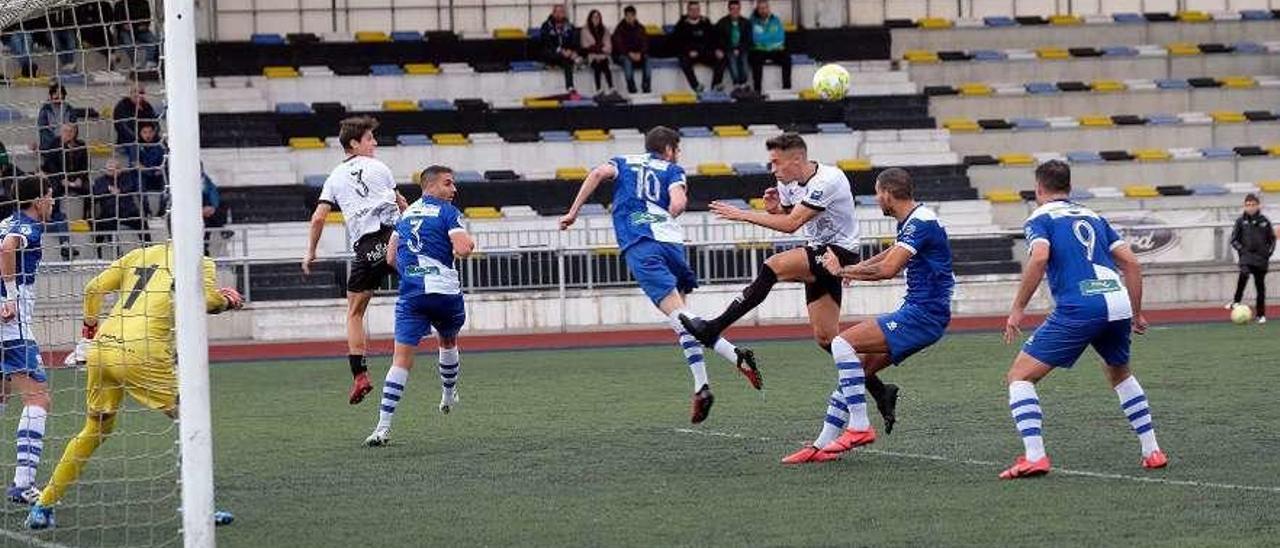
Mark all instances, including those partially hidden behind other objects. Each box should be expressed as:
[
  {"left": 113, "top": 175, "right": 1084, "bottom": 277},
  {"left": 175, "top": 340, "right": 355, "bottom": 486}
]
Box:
[
  {"left": 450, "top": 229, "right": 476, "bottom": 258},
  {"left": 668, "top": 184, "right": 689, "bottom": 218},
  {"left": 559, "top": 163, "right": 618, "bottom": 230},
  {"left": 0, "top": 234, "right": 21, "bottom": 321},
  {"left": 1004, "top": 242, "right": 1050, "bottom": 344},
  {"left": 762, "top": 187, "right": 784, "bottom": 214},
  {"left": 395, "top": 191, "right": 409, "bottom": 212},
  {"left": 303, "top": 201, "right": 333, "bottom": 275},
  {"left": 826, "top": 246, "right": 911, "bottom": 282},
  {"left": 1112, "top": 243, "right": 1147, "bottom": 334},
  {"left": 709, "top": 200, "right": 819, "bottom": 234}
]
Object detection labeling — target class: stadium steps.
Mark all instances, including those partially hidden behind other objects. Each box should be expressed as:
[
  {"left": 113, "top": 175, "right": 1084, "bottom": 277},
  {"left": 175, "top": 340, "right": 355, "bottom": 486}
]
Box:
[{"left": 242, "top": 261, "right": 347, "bottom": 301}]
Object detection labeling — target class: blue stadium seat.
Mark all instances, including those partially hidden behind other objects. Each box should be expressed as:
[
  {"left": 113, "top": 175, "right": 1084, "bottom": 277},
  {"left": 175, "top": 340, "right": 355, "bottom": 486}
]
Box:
[
  {"left": 1025, "top": 82, "right": 1059, "bottom": 95},
  {"left": 251, "top": 33, "right": 285, "bottom": 45},
  {"left": 527, "top": 27, "right": 541, "bottom": 39},
  {"left": 1101, "top": 46, "right": 1138, "bottom": 57},
  {"left": 971, "top": 49, "right": 1006, "bottom": 61},
  {"left": 418, "top": 99, "right": 456, "bottom": 111},
  {"left": 454, "top": 170, "right": 485, "bottom": 183},
  {"left": 698, "top": 90, "right": 733, "bottom": 103},
  {"left": 1066, "top": 151, "right": 1104, "bottom": 164},
  {"left": 538, "top": 130, "right": 573, "bottom": 142},
  {"left": 1068, "top": 189, "right": 1094, "bottom": 200},
  {"left": 370, "top": 64, "right": 404, "bottom": 76},
  {"left": 1234, "top": 41, "right": 1266, "bottom": 54},
  {"left": 54, "top": 73, "right": 85, "bottom": 84},
  {"left": 1012, "top": 118, "right": 1049, "bottom": 130},
  {"left": 580, "top": 203, "right": 608, "bottom": 216},
  {"left": 397, "top": 134, "right": 431, "bottom": 146},
  {"left": 679, "top": 126, "right": 713, "bottom": 138},
  {"left": 662, "top": 24, "right": 675, "bottom": 34},
  {"left": 732, "top": 162, "right": 770, "bottom": 174},
  {"left": 1191, "top": 183, "right": 1230, "bottom": 195},
  {"left": 562, "top": 98, "right": 598, "bottom": 108},
  {"left": 1155, "top": 78, "right": 1189, "bottom": 90},
  {"left": 304, "top": 175, "right": 327, "bottom": 188},
  {"left": 0, "top": 108, "right": 23, "bottom": 123},
  {"left": 817, "top": 122, "right": 852, "bottom": 134},
  {"left": 1200, "top": 147, "right": 1236, "bottom": 159},
  {"left": 1111, "top": 13, "right": 1145, "bottom": 24},
  {"left": 274, "top": 102, "right": 313, "bottom": 114},
  {"left": 391, "top": 31, "right": 422, "bottom": 42},
  {"left": 790, "top": 54, "right": 816, "bottom": 65},
  {"left": 855, "top": 195, "right": 880, "bottom": 207},
  {"left": 510, "top": 60, "right": 544, "bottom": 72},
  {"left": 983, "top": 16, "right": 1017, "bottom": 27},
  {"left": 1240, "top": 10, "right": 1274, "bottom": 20},
  {"left": 1145, "top": 113, "right": 1180, "bottom": 125},
  {"left": 650, "top": 57, "right": 681, "bottom": 69}
]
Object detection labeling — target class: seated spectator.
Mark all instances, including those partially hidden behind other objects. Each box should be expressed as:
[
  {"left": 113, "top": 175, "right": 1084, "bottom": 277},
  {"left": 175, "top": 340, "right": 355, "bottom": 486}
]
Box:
[
  {"left": 91, "top": 157, "right": 148, "bottom": 257},
  {"left": 612, "top": 6, "right": 651, "bottom": 94},
  {"left": 114, "top": 0, "right": 159, "bottom": 70},
  {"left": 48, "top": 6, "right": 79, "bottom": 72},
  {"left": 113, "top": 77, "right": 157, "bottom": 157},
  {"left": 580, "top": 10, "right": 615, "bottom": 95},
  {"left": 201, "top": 169, "right": 228, "bottom": 254},
  {"left": 672, "top": 1, "right": 723, "bottom": 92},
  {"left": 40, "top": 122, "right": 90, "bottom": 202},
  {"left": 0, "top": 140, "right": 23, "bottom": 182},
  {"left": 38, "top": 84, "right": 92, "bottom": 165},
  {"left": 75, "top": 1, "right": 118, "bottom": 65},
  {"left": 748, "top": 0, "right": 791, "bottom": 92},
  {"left": 2, "top": 17, "right": 40, "bottom": 78},
  {"left": 539, "top": 4, "right": 581, "bottom": 93},
  {"left": 130, "top": 122, "right": 166, "bottom": 216},
  {"left": 716, "top": 0, "right": 752, "bottom": 91}
]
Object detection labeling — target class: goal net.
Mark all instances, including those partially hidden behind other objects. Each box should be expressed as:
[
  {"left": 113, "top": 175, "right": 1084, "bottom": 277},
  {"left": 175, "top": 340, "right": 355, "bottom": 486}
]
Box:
[{"left": 1, "top": 0, "right": 215, "bottom": 545}]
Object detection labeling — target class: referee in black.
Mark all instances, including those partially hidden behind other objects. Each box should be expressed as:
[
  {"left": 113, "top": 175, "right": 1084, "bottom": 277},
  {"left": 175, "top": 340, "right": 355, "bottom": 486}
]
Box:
[{"left": 1229, "top": 193, "right": 1275, "bottom": 324}]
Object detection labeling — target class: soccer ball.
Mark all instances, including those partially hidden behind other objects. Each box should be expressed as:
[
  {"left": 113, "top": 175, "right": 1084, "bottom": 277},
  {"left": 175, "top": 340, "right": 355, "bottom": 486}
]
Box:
[
  {"left": 1230, "top": 304, "right": 1254, "bottom": 325},
  {"left": 812, "top": 63, "right": 850, "bottom": 101}
]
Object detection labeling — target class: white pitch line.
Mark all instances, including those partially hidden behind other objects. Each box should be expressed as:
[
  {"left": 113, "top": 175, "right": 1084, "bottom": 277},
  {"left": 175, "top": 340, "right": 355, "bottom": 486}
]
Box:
[
  {"left": 0, "top": 528, "right": 74, "bottom": 548},
  {"left": 674, "top": 428, "right": 1280, "bottom": 494}
]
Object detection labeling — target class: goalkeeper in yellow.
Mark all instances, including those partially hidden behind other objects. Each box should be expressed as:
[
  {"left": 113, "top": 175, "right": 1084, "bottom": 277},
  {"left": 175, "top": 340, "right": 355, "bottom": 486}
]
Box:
[{"left": 26, "top": 243, "right": 243, "bottom": 530}]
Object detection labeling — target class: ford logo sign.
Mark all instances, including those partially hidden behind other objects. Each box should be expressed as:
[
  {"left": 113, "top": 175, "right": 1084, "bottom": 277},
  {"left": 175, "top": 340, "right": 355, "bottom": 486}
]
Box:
[{"left": 1108, "top": 214, "right": 1178, "bottom": 256}]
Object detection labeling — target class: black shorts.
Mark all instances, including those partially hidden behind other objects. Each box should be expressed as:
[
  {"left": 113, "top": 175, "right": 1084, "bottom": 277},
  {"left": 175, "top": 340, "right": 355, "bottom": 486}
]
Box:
[
  {"left": 348, "top": 226, "right": 394, "bottom": 293},
  {"left": 804, "top": 244, "right": 860, "bottom": 304}
]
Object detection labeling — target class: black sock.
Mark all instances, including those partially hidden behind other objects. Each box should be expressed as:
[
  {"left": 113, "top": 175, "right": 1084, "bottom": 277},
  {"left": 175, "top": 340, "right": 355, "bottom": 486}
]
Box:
[
  {"left": 712, "top": 265, "right": 778, "bottom": 330},
  {"left": 348, "top": 354, "right": 367, "bottom": 377},
  {"left": 866, "top": 375, "right": 887, "bottom": 406}
]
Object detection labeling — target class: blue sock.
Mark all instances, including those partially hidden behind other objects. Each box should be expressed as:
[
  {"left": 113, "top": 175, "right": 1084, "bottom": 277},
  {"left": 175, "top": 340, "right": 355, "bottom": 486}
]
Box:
[{"left": 814, "top": 388, "right": 849, "bottom": 447}]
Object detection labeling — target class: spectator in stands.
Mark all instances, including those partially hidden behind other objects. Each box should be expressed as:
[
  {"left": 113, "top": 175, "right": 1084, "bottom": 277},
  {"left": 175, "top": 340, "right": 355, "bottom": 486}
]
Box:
[
  {"left": 672, "top": 1, "right": 722, "bottom": 92},
  {"left": 115, "top": 0, "right": 159, "bottom": 70},
  {"left": 716, "top": 0, "right": 752, "bottom": 92},
  {"left": 91, "top": 157, "right": 147, "bottom": 257},
  {"left": 1229, "top": 193, "right": 1276, "bottom": 324},
  {"left": 75, "top": 1, "right": 118, "bottom": 66},
  {"left": 113, "top": 77, "right": 156, "bottom": 157},
  {"left": 48, "top": 6, "right": 80, "bottom": 72},
  {"left": 748, "top": 0, "right": 791, "bottom": 92},
  {"left": 580, "top": 10, "right": 615, "bottom": 95},
  {"left": 2, "top": 18, "right": 38, "bottom": 78},
  {"left": 612, "top": 5, "right": 651, "bottom": 94},
  {"left": 37, "top": 84, "right": 91, "bottom": 166},
  {"left": 539, "top": 4, "right": 581, "bottom": 93},
  {"left": 201, "top": 168, "right": 228, "bottom": 255},
  {"left": 130, "top": 121, "right": 166, "bottom": 216},
  {"left": 40, "top": 122, "right": 90, "bottom": 199}
]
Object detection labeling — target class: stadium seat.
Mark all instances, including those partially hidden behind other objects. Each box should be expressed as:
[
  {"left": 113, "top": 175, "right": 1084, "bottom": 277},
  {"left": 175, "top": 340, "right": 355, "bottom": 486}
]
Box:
[
  {"left": 1177, "top": 10, "right": 1211, "bottom": 23},
  {"left": 817, "top": 123, "right": 852, "bottom": 134},
  {"left": 1260, "top": 181, "right": 1280, "bottom": 193},
  {"left": 502, "top": 206, "right": 538, "bottom": 218},
  {"left": 943, "top": 118, "right": 980, "bottom": 132},
  {"left": 493, "top": 28, "right": 527, "bottom": 39},
  {"left": 1069, "top": 47, "right": 1102, "bottom": 58},
  {"left": 275, "top": 102, "right": 312, "bottom": 114},
  {"left": 369, "top": 64, "right": 405, "bottom": 76},
  {"left": 251, "top": 33, "right": 285, "bottom": 45},
  {"left": 464, "top": 207, "right": 502, "bottom": 219},
  {"left": 732, "top": 162, "right": 770, "bottom": 175},
  {"left": 579, "top": 203, "right": 608, "bottom": 216},
  {"left": 1133, "top": 149, "right": 1171, "bottom": 162},
  {"left": 1079, "top": 115, "right": 1114, "bottom": 127},
  {"left": 523, "top": 98, "right": 560, "bottom": 109},
  {"left": 984, "top": 189, "right": 1023, "bottom": 203},
  {"left": 382, "top": 99, "right": 417, "bottom": 111},
  {"left": 1123, "top": 185, "right": 1159, "bottom": 198},
  {"left": 510, "top": 61, "right": 543, "bottom": 72},
  {"left": 904, "top": 50, "right": 940, "bottom": 64},
  {"left": 1036, "top": 47, "right": 1070, "bottom": 60},
  {"left": 573, "top": 129, "right": 610, "bottom": 142},
  {"left": 836, "top": 159, "right": 871, "bottom": 172},
  {"left": 418, "top": 99, "right": 455, "bottom": 111},
  {"left": 1111, "top": 115, "right": 1145, "bottom": 126},
  {"left": 1234, "top": 146, "right": 1267, "bottom": 157},
  {"left": 1068, "top": 189, "right": 1094, "bottom": 200},
  {"left": 304, "top": 175, "right": 327, "bottom": 188},
  {"left": 749, "top": 198, "right": 766, "bottom": 210},
  {"left": 1088, "top": 187, "right": 1124, "bottom": 199},
  {"left": 555, "top": 167, "right": 589, "bottom": 180},
  {"left": 1066, "top": 151, "right": 1103, "bottom": 163},
  {"left": 1245, "top": 111, "right": 1280, "bottom": 122},
  {"left": 1190, "top": 183, "right": 1229, "bottom": 195},
  {"left": 1200, "top": 147, "right": 1236, "bottom": 159},
  {"left": 1157, "top": 185, "right": 1194, "bottom": 196},
  {"left": 982, "top": 16, "right": 1016, "bottom": 27},
  {"left": 396, "top": 134, "right": 430, "bottom": 146},
  {"left": 998, "top": 153, "right": 1034, "bottom": 166},
  {"left": 1025, "top": 82, "right": 1058, "bottom": 94},
  {"left": 644, "top": 24, "right": 664, "bottom": 36},
  {"left": 1101, "top": 46, "right": 1139, "bottom": 57},
  {"left": 699, "top": 90, "right": 733, "bottom": 103},
  {"left": 354, "top": 31, "right": 391, "bottom": 43},
  {"left": 263, "top": 66, "right": 299, "bottom": 78},
  {"left": 1049, "top": 14, "right": 1082, "bottom": 25},
  {"left": 391, "top": 31, "right": 423, "bottom": 42},
  {"left": 325, "top": 211, "right": 344, "bottom": 224},
  {"left": 1112, "top": 13, "right": 1145, "bottom": 24},
  {"left": 404, "top": 63, "right": 440, "bottom": 75},
  {"left": 1225, "top": 182, "right": 1262, "bottom": 194},
  {"left": 971, "top": 50, "right": 1006, "bottom": 62},
  {"left": 918, "top": 17, "right": 952, "bottom": 29},
  {"left": 662, "top": 91, "right": 697, "bottom": 104},
  {"left": 1100, "top": 150, "right": 1135, "bottom": 162},
  {"left": 288, "top": 137, "right": 325, "bottom": 150},
  {"left": 433, "top": 133, "right": 469, "bottom": 145},
  {"left": 713, "top": 125, "right": 750, "bottom": 138},
  {"left": 1090, "top": 80, "right": 1125, "bottom": 93},
  {"left": 455, "top": 170, "right": 485, "bottom": 183},
  {"left": 1240, "top": 10, "right": 1274, "bottom": 21},
  {"left": 1167, "top": 43, "right": 1200, "bottom": 56},
  {"left": 1233, "top": 42, "right": 1266, "bottom": 55},
  {"left": 1146, "top": 113, "right": 1181, "bottom": 126},
  {"left": 698, "top": 163, "right": 734, "bottom": 176},
  {"left": 1046, "top": 116, "right": 1080, "bottom": 129},
  {"left": 1169, "top": 147, "right": 1204, "bottom": 161},
  {"left": 563, "top": 99, "right": 597, "bottom": 108},
  {"left": 978, "top": 119, "right": 1013, "bottom": 130},
  {"left": 538, "top": 130, "right": 573, "bottom": 142},
  {"left": 937, "top": 51, "right": 972, "bottom": 62},
  {"left": 958, "top": 83, "right": 993, "bottom": 96},
  {"left": 1210, "top": 111, "right": 1247, "bottom": 123},
  {"left": 679, "top": 127, "right": 713, "bottom": 138}
]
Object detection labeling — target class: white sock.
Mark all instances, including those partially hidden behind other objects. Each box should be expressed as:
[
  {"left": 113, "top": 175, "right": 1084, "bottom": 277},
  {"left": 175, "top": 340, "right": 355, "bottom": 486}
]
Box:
[
  {"left": 438, "top": 347, "right": 460, "bottom": 396},
  {"left": 377, "top": 366, "right": 410, "bottom": 431},
  {"left": 13, "top": 405, "right": 46, "bottom": 488},
  {"left": 668, "top": 310, "right": 709, "bottom": 390},
  {"left": 831, "top": 337, "right": 870, "bottom": 430},
  {"left": 1114, "top": 375, "right": 1160, "bottom": 457},
  {"left": 1009, "top": 381, "right": 1046, "bottom": 461},
  {"left": 814, "top": 388, "right": 848, "bottom": 448},
  {"left": 712, "top": 338, "right": 737, "bottom": 364}
]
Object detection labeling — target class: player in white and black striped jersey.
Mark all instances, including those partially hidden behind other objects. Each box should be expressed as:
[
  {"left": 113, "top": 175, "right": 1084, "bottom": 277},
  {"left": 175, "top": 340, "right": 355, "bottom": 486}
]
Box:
[{"left": 303, "top": 116, "right": 408, "bottom": 405}]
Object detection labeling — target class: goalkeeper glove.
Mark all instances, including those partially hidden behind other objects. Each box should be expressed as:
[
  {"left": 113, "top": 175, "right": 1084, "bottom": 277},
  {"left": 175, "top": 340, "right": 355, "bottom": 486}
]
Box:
[{"left": 219, "top": 287, "right": 244, "bottom": 311}]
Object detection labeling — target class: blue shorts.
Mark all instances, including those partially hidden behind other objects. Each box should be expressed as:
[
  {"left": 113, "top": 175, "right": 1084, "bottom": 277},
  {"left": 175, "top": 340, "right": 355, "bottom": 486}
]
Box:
[
  {"left": 877, "top": 304, "right": 949, "bottom": 364},
  {"left": 394, "top": 293, "right": 466, "bottom": 346},
  {"left": 624, "top": 240, "right": 698, "bottom": 306},
  {"left": 1023, "top": 315, "right": 1131, "bottom": 368},
  {"left": 1, "top": 339, "right": 45, "bottom": 383}
]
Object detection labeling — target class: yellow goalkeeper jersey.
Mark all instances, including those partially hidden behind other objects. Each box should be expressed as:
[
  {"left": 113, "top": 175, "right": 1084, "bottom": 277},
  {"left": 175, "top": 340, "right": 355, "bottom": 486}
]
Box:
[{"left": 84, "top": 243, "right": 229, "bottom": 361}]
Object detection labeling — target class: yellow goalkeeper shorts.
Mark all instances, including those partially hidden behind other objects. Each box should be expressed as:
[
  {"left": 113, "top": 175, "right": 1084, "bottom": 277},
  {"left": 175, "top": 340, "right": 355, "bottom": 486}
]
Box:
[{"left": 85, "top": 343, "right": 177, "bottom": 415}]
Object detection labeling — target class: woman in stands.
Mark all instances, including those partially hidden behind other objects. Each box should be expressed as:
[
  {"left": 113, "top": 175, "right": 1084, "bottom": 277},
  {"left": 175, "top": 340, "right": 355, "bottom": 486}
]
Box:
[{"left": 581, "top": 10, "right": 617, "bottom": 97}]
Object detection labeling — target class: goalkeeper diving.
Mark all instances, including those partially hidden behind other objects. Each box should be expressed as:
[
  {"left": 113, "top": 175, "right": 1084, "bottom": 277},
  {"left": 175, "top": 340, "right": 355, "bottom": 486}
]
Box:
[{"left": 27, "top": 242, "right": 243, "bottom": 530}]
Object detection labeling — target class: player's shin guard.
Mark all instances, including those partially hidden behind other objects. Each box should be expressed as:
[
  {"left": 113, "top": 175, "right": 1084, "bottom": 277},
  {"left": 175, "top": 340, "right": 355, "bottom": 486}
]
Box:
[
  {"left": 12, "top": 406, "right": 46, "bottom": 489},
  {"left": 40, "top": 414, "right": 116, "bottom": 507},
  {"left": 814, "top": 388, "right": 849, "bottom": 447},
  {"left": 676, "top": 329, "right": 709, "bottom": 391},
  {"left": 831, "top": 337, "right": 870, "bottom": 430},
  {"left": 712, "top": 265, "right": 777, "bottom": 331},
  {"left": 1114, "top": 376, "right": 1160, "bottom": 457},
  {"left": 377, "top": 366, "right": 409, "bottom": 431},
  {"left": 1008, "top": 381, "right": 1046, "bottom": 461},
  {"left": 438, "top": 347, "right": 459, "bottom": 395}
]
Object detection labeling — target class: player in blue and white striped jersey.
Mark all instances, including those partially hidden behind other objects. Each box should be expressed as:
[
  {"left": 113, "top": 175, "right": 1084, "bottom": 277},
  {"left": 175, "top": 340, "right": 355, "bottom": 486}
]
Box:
[{"left": 998, "top": 160, "right": 1166, "bottom": 479}]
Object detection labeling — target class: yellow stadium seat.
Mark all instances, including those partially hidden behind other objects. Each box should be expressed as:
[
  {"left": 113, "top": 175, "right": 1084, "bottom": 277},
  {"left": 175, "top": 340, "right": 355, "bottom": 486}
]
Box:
[
  {"left": 837, "top": 158, "right": 871, "bottom": 172},
  {"left": 354, "top": 31, "right": 390, "bottom": 42},
  {"left": 1049, "top": 14, "right": 1082, "bottom": 25},
  {"left": 556, "top": 167, "right": 589, "bottom": 180},
  {"left": 917, "top": 17, "right": 952, "bottom": 29},
  {"left": 1133, "top": 148, "right": 1171, "bottom": 162},
  {"left": 404, "top": 63, "right": 440, "bottom": 75},
  {"left": 522, "top": 98, "right": 560, "bottom": 109},
  {"left": 464, "top": 207, "right": 502, "bottom": 219},
  {"left": 798, "top": 88, "right": 821, "bottom": 101},
  {"left": 998, "top": 153, "right": 1035, "bottom": 166},
  {"left": 697, "top": 163, "right": 734, "bottom": 176},
  {"left": 1268, "top": 144, "right": 1280, "bottom": 156},
  {"left": 88, "top": 142, "right": 114, "bottom": 157},
  {"left": 749, "top": 198, "right": 767, "bottom": 210},
  {"left": 288, "top": 137, "right": 325, "bottom": 149},
  {"left": 1036, "top": 47, "right": 1070, "bottom": 60},
  {"left": 903, "top": 50, "right": 939, "bottom": 64},
  {"left": 713, "top": 125, "right": 750, "bottom": 137},
  {"left": 69, "top": 219, "right": 90, "bottom": 233},
  {"left": 783, "top": 22, "right": 798, "bottom": 32},
  {"left": 492, "top": 27, "right": 527, "bottom": 39},
  {"left": 14, "top": 76, "right": 50, "bottom": 87},
  {"left": 1218, "top": 75, "right": 1257, "bottom": 89},
  {"left": 98, "top": 104, "right": 114, "bottom": 119},
  {"left": 1210, "top": 111, "right": 1246, "bottom": 123},
  {"left": 735, "top": 241, "right": 774, "bottom": 250},
  {"left": 645, "top": 24, "right": 664, "bottom": 36},
  {"left": 263, "top": 66, "right": 299, "bottom": 78},
  {"left": 958, "top": 83, "right": 993, "bottom": 96},
  {"left": 325, "top": 211, "right": 345, "bottom": 224},
  {"left": 984, "top": 189, "right": 1023, "bottom": 203},
  {"left": 591, "top": 246, "right": 621, "bottom": 256},
  {"left": 1124, "top": 185, "right": 1160, "bottom": 198},
  {"left": 662, "top": 91, "right": 697, "bottom": 104},
  {"left": 1259, "top": 181, "right": 1280, "bottom": 193},
  {"left": 1079, "top": 115, "right": 1114, "bottom": 127},
  {"left": 1167, "top": 42, "right": 1200, "bottom": 56},
  {"left": 382, "top": 100, "right": 417, "bottom": 112},
  {"left": 1177, "top": 10, "right": 1211, "bottom": 23},
  {"left": 1090, "top": 80, "right": 1125, "bottom": 93},
  {"left": 942, "top": 118, "right": 980, "bottom": 132},
  {"left": 432, "top": 133, "right": 469, "bottom": 146},
  {"left": 574, "top": 129, "right": 610, "bottom": 141}
]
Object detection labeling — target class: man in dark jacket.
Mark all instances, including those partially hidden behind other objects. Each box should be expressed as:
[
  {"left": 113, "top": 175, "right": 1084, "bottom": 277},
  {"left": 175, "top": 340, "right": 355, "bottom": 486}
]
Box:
[
  {"left": 115, "top": 0, "right": 159, "bottom": 69},
  {"left": 539, "top": 4, "right": 581, "bottom": 92},
  {"left": 112, "top": 78, "right": 157, "bottom": 157},
  {"left": 716, "top": 0, "right": 751, "bottom": 90},
  {"left": 672, "top": 1, "right": 722, "bottom": 92},
  {"left": 612, "top": 6, "right": 650, "bottom": 94},
  {"left": 91, "top": 157, "right": 148, "bottom": 256},
  {"left": 1229, "top": 193, "right": 1276, "bottom": 323},
  {"left": 40, "top": 122, "right": 90, "bottom": 198}
]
